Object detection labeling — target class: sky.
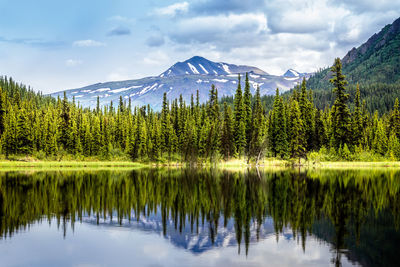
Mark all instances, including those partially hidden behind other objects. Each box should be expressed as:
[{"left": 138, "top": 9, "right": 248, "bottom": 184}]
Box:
[{"left": 0, "top": 0, "right": 399, "bottom": 94}]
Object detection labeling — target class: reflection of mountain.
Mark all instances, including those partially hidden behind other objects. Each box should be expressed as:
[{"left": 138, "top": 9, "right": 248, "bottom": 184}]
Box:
[
  {"left": 82, "top": 212, "right": 280, "bottom": 254},
  {"left": 1, "top": 169, "right": 400, "bottom": 266}
]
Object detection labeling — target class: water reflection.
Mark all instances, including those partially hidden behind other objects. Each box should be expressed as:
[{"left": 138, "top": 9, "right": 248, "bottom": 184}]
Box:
[{"left": 0, "top": 168, "right": 399, "bottom": 266}]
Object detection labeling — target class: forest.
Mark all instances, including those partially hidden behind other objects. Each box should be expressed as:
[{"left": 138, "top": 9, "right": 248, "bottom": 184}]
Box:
[{"left": 0, "top": 58, "right": 399, "bottom": 163}]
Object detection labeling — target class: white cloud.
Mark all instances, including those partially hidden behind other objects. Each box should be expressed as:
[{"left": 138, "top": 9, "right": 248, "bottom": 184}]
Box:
[
  {"left": 65, "top": 59, "right": 83, "bottom": 67},
  {"left": 169, "top": 13, "right": 268, "bottom": 48},
  {"left": 154, "top": 2, "right": 189, "bottom": 17},
  {"left": 143, "top": 51, "right": 170, "bottom": 66},
  {"left": 72, "top": 39, "right": 106, "bottom": 47}
]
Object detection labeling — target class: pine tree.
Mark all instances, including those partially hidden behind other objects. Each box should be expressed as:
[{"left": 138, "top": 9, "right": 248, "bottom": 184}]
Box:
[
  {"left": 289, "top": 100, "right": 305, "bottom": 161},
  {"left": 220, "top": 102, "right": 235, "bottom": 160},
  {"left": 243, "top": 73, "right": 252, "bottom": 154},
  {"left": 161, "top": 92, "right": 170, "bottom": 154},
  {"left": 330, "top": 58, "right": 351, "bottom": 148},
  {"left": 249, "top": 87, "right": 266, "bottom": 163},
  {"left": 2, "top": 107, "right": 17, "bottom": 156},
  {"left": 233, "top": 75, "right": 246, "bottom": 157},
  {"left": 16, "top": 108, "right": 33, "bottom": 154},
  {"left": 390, "top": 98, "right": 400, "bottom": 138},
  {"left": 269, "top": 89, "right": 288, "bottom": 158},
  {"left": 60, "top": 92, "right": 71, "bottom": 150}
]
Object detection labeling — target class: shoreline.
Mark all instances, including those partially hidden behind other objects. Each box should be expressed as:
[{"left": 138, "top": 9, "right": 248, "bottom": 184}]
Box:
[{"left": 1, "top": 159, "right": 400, "bottom": 170}]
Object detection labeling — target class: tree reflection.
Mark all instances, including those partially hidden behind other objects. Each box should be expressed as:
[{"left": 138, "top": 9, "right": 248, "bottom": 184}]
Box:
[{"left": 0, "top": 168, "right": 399, "bottom": 266}]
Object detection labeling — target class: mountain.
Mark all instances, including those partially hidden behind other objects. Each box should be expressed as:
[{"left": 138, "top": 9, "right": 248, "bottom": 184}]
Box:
[
  {"left": 304, "top": 16, "right": 400, "bottom": 114},
  {"left": 160, "top": 56, "right": 269, "bottom": 77},
  {"left": 51, "top": 56, "right": 311, "bottom": 110},
  {"left": 282, "top": 69, "right": 308, "bottom": 78},
  {"left": 308, "top": 16, "right": 400, "bottom": 89}
]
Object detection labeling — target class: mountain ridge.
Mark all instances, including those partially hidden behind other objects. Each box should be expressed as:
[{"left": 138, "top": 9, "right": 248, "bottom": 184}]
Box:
[
  {"left": 307, "top": 16, "right": 400, "bottom": 89},
  {"left": 51, "top": 56, "right": 311, "bottom": 110}
]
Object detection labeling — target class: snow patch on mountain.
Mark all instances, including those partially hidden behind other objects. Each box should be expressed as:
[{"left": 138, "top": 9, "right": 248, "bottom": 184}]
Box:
[
  {"left": 198, "top": 64, "right": 208, "bottom": 74},
  {"left": 213, "top": 79, "right": 228, "bottom": 83},
  {"left": 222, "top": 64, "right": 231, "bottom": 74},
  {"left": 187, "top": 63, "right": 200, "bottom": 74}
]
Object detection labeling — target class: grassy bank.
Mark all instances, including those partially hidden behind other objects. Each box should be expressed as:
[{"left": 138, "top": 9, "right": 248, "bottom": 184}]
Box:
[
  {"left": 0, "top": 160, "right": 147, "bottom": 169},
  {"left": 1, "top": 157, "right": 400, "bottom": 171}
]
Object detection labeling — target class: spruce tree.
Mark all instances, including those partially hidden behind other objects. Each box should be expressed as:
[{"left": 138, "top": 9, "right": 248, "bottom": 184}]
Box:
[
  {"left": 249, "top": 87, "right": 266, "bottom": 163},
  {"left": 233, "top": 75, "right": 246, "bottom": 157},
  {"left": 220, "top": 102, "right": 235, "bottom": 160},
  {"left": 289, "top": 100, "right": 305, "bottom": 161},
  {"left": 390, "top": 98, "right": 400, "bottom": 138},
  {"left": 60, "top": 92, "right": 71, "bottom": 150},
  {"left": 243, "top": 73, "right": 252, "bottom": 154},
  {"left": 330, "top": 58, "right": 351, "bottom": 148},
  {"left": 269, "top": 89, "right": 288, "bottom": 158},
  {"left": 2, "top": 107, "right": 17, "bottom": 156},
  {"left": 16, "top": 108, "right": 33, "bottom": 154},
  {"left": 161, "top": 92, "right": 169, "bottom": 154}
]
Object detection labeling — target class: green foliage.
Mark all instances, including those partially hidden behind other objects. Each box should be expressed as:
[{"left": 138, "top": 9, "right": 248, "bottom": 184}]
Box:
[
  {"left": 330, "top": 58, "right": 351, "bottom": 148},
  {"left": 0, "top": 71, "right": 398, "bottom": 163}
]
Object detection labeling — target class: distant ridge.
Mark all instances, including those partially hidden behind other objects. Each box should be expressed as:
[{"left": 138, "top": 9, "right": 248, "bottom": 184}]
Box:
[
  {"left": 51, "top": 56, "right": 311, "bottom": 110},
  {"left": 307, "top": 16, "right": 400, "bottom": 89}
]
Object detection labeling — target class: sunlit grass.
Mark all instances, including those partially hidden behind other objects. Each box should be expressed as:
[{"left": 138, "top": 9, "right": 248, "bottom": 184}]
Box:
[{"left": 0, "top": 160, "right": 146, "bottom": 170}]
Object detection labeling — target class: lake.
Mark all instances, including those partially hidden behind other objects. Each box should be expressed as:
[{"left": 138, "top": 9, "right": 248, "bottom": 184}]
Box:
[{"left": 0, "top": 168, "right": 399, "bottom": 266}]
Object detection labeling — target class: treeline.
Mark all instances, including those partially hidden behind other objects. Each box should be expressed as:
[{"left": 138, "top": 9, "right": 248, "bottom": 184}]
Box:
[
  {"left": 306, "top": 66, "right": 400, "bottom": 114},
  {"left": 0, "top": 58, "right": 400, "bottom": 162}
]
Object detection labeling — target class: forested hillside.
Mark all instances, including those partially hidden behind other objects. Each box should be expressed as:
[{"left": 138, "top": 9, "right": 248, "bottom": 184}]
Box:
[
  {"left": 305, "top": 17, "right": 400, "bottom": 114},
  {"left": 0, "top": 58, "right": 400, "bottom": 163}
]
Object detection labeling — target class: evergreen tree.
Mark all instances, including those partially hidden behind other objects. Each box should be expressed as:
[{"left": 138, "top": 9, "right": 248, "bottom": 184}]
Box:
[
  {"left": 330, "top": 58, "right": 351, "bottom": 148},
  {"left": 220, "top": 102, "right": 235, "bottom": 160},
  {"left": 390, "top": 98, "right": 400, "bottom": 138},
  {"left": 16, "top": 108, "right": 33, "bottom": 154},
  {"left": 60, "top": 92, "right": 71, "bottom": 150},
  {"left": 2, "top": 107, "right": 17, "bottom": 156},
  {"left": 233, "top": 75, "right": 246, "bottom": 157},
  {"left": 243, "top": 73, "right": 252, "bottom": 154},
  {"left": 249, "top": 87, "right": 266, "bottom": 163},
  {"left": 269, "top": 89, "right": 288, "bottom": 158},
  {"left": 289, "top": 100, "right": 305, "bottom": 161}
]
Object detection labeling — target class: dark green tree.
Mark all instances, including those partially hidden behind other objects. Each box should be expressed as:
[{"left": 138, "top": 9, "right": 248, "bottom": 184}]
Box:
[{"left": 330, "top": 58, "right": 351, "bottom": 148}]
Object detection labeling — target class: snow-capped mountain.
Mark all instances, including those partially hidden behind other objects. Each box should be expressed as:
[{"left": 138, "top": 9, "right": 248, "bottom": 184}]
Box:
[
  {"left": 283, "top": 69, "right": 308, "bottom": 78},
  {"left": 51, "top": 56, "right": 312, "bottom": 110},
  {"left": 160, "top": 56, "right": 269, "bottom": 77}
]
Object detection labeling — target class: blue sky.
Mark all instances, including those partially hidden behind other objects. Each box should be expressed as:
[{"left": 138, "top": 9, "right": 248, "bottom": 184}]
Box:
[{"left": 1, "top": 0, "right": 399, "bottom": 93}]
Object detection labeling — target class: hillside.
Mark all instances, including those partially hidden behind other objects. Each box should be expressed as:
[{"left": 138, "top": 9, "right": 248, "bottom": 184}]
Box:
[{"left": 305, "top": 17, "right": 400, "bottom": 113}]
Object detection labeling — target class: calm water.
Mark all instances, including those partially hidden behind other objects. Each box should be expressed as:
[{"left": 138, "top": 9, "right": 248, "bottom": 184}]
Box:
[{"left": 0, "top": 168, "right": 399, "bottom": 267}]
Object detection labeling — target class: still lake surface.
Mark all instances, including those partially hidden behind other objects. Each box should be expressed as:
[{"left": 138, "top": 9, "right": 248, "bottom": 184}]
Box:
[{"left": 0, "top": 168, "right": 399, "bottom": 266}]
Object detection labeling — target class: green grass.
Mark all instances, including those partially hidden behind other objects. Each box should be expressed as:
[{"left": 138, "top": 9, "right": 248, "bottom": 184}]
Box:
[
  {"left": 0, "top": 160, "right": 147, "bottom": 169},
  {"left": 1, "top": 158, "right": 400, "bottom": 172}
]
